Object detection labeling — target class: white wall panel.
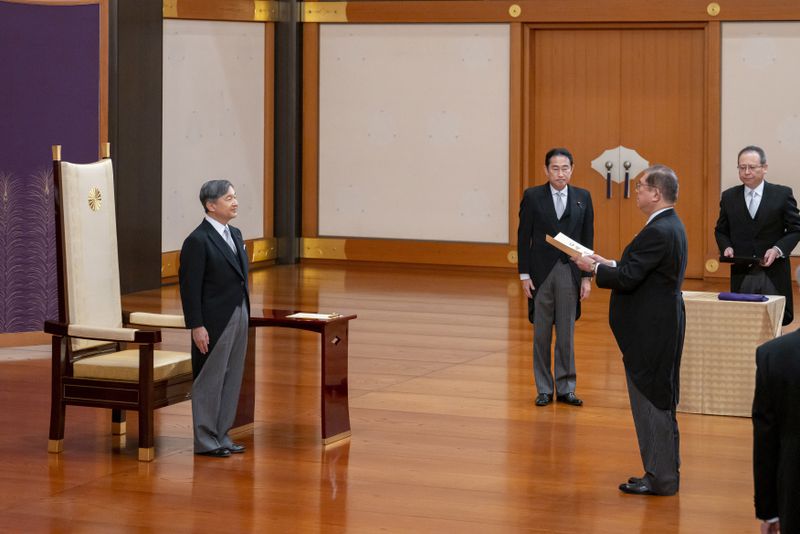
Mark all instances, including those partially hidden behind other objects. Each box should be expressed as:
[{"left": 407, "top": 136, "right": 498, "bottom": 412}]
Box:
[
  {"left": 162, "top": 20, "right": 264, "bottom": 252},
  {"left": 319, "top": 24, "right": 510, "bottom": 243}
]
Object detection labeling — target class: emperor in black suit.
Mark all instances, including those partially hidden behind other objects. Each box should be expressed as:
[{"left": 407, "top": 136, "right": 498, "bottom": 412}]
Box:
[
  {"left": 575, "top": 165, "right": 687, "bottom": 496},
  {"left": 715, "top": 145, "right": 800, "bottom": 326},
  {"left": 753, "top": 321, "right": 800, "bottom": 533},
  {"left": 180, "top": 180, "right": 250, "bottom": 457},
  {"left": 517, "top": 148, "right": 594, "bottom": 407}
]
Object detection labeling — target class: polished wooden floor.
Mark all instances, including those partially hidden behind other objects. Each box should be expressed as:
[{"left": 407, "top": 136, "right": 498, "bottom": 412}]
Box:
[{"left": 0, "top": 263, "right": 773, "bottom": 533}]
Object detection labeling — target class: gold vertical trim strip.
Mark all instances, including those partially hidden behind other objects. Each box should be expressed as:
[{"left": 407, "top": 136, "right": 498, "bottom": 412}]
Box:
[
  {"left": 52, "top": 145, "right": 62, "bottom": 161},
  {"left": 301, "top": 2, "right": 348, "bottom": 23},
  {"left": 163, "top": 0, "right": 177, "bottom": 18}
]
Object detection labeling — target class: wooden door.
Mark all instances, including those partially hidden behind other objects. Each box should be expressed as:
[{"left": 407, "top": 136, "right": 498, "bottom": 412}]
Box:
[{"left": 527, "top": 26, "right": 706, "bottom": 277}]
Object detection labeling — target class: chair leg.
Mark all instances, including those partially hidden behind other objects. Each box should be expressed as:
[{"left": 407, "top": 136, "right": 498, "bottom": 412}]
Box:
[
  {"left": 112, "top": 409, "right": 127, "bottom": 435},
  {"left": 48, "top": 404, "right": 65, "bottom": 454},
  {"left": 138, "top": 407, "right": 154, "bottom": 462},
  {"left": 138, "top": 344, "right": 155, "bottom": 462},
  {"left": 49, "top": 336, "right": 65, "bottom": 454}
]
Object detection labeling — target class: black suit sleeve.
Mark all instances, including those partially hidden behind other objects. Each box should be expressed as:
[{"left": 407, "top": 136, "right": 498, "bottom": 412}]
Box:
[
  {"left": 517, "top": 190, "right": 534, "bottom": 276},
  {"left": 753, "top": 348, "right": 780, "bottom": 521},
  {"left": 179, "top": 232, "right": 206, "bottom": 329},
  {"left": 714, "top": 192, "right": 733, "bottom": 253},
  {"left": 775, "top": 188, "right": 800, "bottom": 254}
]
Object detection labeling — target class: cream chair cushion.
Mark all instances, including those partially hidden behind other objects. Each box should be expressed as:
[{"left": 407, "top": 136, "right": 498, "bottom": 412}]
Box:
[{"left": 73, "top": 350, "right": 192, "bottom": 382}]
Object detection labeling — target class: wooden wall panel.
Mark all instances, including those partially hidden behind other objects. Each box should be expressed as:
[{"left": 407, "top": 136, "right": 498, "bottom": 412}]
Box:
[
  {"left": 508, "top": 22, "right": 522, "bottom": 247},
  {"left": 162, "top": 0, "right": 274, "bottom": 22},
  {"left": 704, "top": 21, "right": 723, "bottom": 277},
  {"left": 343, "top": 0, "right": 800, "bottom": 24},
  {"left": 301, "top": 237, "right": 516, "bottom": 268}
]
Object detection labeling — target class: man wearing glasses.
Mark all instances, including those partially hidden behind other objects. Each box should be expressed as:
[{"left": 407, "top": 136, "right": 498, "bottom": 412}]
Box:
[
  {"left": 517, "top": 147, "right": 594, "bottom": 408},
  {"left": 574, "top": 165, "right": 687, "bottom": 496},
  {"left": 715, "top": 145, "right": 800, "bottom": 325}
]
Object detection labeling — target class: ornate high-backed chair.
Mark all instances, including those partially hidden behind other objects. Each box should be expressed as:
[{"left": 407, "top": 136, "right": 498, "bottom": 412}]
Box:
[{"left": 45, "top": 144, "right": 193, "bottom": 461}]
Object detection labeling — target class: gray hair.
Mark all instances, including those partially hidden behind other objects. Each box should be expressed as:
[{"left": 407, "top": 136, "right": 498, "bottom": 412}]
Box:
[
  {"left": 199, "top": 180, "right": 234, "bottom": 212},
  {"left": 644, "top": 164, "right": 679, "bottom": 203}
]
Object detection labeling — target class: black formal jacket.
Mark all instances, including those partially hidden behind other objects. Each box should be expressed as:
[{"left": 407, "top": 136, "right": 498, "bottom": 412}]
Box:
[
  {"left": 715, "top": 182, "right": 800, "bottom": 325},
  {"left": 179, "top": 219, "right": 249, "bottom": 376},
  {"left": 753, "top": 330, "right": 800, "bottom": 532},
  {"left": 517, "top": 184, "right": 594, "bottom": 321},
  {"left": 596, "top": 209, "right": 687, "bottom": 410}
]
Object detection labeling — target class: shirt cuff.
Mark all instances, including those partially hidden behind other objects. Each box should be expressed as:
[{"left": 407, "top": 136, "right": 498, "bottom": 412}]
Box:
[
  {"left": 520, "top": 274, "right": 531, "bottom": 281},
  {"left": 773, "top": 246, "right": 784, "bottom": 258}
]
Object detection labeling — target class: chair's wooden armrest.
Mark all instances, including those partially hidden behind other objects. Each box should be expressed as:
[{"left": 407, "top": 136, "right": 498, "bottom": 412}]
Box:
[
  {"left": 44, "top": 320, "right": 160, "bottom": 343},
  {"left": 127, "top": 312, "right": 186, "bottom": 328}
]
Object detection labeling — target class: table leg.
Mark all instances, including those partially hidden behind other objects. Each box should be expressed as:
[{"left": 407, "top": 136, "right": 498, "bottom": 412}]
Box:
[{"left": 321, "top": 322, "right": 351, "bottom": 444}]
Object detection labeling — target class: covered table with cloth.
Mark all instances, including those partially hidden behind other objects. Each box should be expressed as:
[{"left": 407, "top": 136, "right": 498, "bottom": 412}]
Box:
[{"left": 678, "top": 290, "right": 785, "bottom": 417}]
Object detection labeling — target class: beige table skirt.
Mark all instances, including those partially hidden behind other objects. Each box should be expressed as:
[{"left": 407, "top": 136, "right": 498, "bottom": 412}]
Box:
[{"left": 677, "top": 291, "right": 785, "bottom": 417}]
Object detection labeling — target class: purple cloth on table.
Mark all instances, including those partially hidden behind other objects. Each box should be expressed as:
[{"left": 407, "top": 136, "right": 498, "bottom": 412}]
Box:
[{"left": 718, "top": 292, "right": 768, "bottom": 302}]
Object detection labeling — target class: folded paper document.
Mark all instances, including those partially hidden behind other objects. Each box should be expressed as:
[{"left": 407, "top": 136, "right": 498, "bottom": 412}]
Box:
[
  {"left": 545, "top": 233, "right": 593, "bottom": 258},
  {"left": 286, "top": 312, "right": 342, "bottom": 320}
]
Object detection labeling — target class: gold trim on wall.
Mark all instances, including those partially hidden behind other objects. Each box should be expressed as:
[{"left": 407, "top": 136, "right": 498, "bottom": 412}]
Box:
[
  {"left": 301, "top": 238, "right": 348, "bottom": 260},
  {"left": 301, "top": 2, "right": 348, "bottom": 23},
  {"left": 163, "top": 0, "right": 278, "bottom": 22},
  {"left": 254, "top": 0, "right": 278, "bottom": 21},
  {"left": 160, "top": 238, "right": 277, "bottom": 281},
  {"left": 163, "top": 0, "right": 177, "bottom": 18}
]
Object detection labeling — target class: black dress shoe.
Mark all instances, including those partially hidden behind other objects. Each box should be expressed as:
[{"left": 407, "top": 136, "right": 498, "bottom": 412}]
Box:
[
  {"left": 535, "top": 393, "right": 553, "bottom": 406},
  {"left": 195, "top": 447, "right": 231, "bottom": 458},
  {"left": 227, "top": 443, "right": 246, "bottom": 454},
  {"left": 556, "top": 392, "right": 583, "bottom": 406},
  {"left": 628, "top": 476, "right": 644, "bottom": 485},
  {"left": 619, "top": 481, "right": 657, "bottom": 495}
]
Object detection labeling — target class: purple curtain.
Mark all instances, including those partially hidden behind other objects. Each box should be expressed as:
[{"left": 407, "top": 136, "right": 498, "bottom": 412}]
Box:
[{"left": 0, "top": 1, "right": 100, "bottom": 332}]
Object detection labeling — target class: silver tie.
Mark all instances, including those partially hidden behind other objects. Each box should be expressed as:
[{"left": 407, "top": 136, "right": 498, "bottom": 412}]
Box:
[
  {"left": 223, "top": 227, "right": 236, "bottom": 253},
  {"left": 555, "top": 191, "right": 565, "bottom": 220},
  {"left": 748, "top": 190, "right": 758, "bottom": 219}
]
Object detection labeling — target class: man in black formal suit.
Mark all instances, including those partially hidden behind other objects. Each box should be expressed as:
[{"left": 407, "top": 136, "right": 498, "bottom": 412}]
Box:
[
  {"left": 715, "top": 145, "right": 800, "bottom": 326},
  {"left": 575, "top": 165, "right": 687, "bottom": 496},
  {"left": 517, "top": 147, "right": 594, "bottom": 407},
  {"left": 753, "top": 267, "right": 800, "bottom": 533},
  {"left": 180, "top": 180, "right": 250, "bottom": 458}
]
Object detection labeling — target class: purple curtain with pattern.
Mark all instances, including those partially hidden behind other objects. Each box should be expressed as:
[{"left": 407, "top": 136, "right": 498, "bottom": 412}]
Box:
[{"left": 0, "top": 1, "right": 100, "bottom": 332}]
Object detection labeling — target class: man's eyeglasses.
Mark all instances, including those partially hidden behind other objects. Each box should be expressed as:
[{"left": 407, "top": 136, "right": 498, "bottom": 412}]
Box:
[{"left": 738, "top": 164, "right": 763, "bottom": 173}]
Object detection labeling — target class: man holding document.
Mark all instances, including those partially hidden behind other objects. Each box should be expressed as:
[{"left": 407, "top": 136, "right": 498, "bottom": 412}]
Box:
[
  {"left": 574, "top": 165, "right": 687, "bottom": 495},
  {"left": 714, "top": 145, "right": 800, "bottom": 326},
  {"left": 517, "top": 147, "right": 594, "bottom": 407}
]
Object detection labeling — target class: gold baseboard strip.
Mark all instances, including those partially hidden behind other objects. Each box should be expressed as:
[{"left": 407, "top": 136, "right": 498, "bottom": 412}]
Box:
[
  {"left": 138, "top": 447, "right": 155, "bottom": 462},
  {"left": 48, "top": 439, "right": 64, "bottom": 454},
  {"left": 322, "top": 430, "right": 351, "bottom": 445},
  {"left": 111, "top": 421, "right": 127, "bottom": 435},
  {"left": 301, "top": 237, "right": 347, "bottom": 260}
]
